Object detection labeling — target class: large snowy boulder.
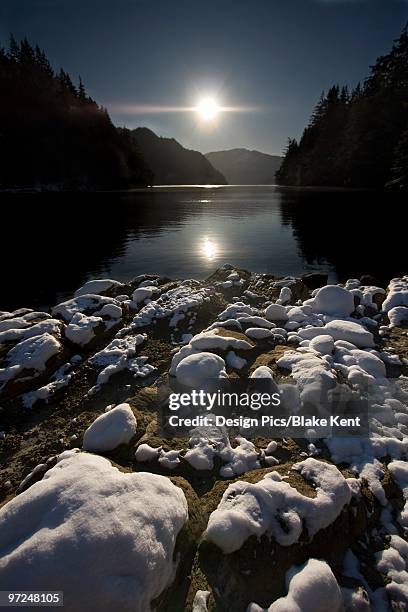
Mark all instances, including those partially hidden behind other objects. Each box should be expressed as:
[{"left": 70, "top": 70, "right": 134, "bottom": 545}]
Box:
[
  {"left": 309, "top": 284, "right": 355, "bottom": 317},
  {"left": 0, "top": 451, "right": 188, "bottom": 611},
  {"left": 83, "top": 403, "right": 137, "bottom": 452},
  {"left": 175, "top": 352, "right": 227, "bottom": 387}
]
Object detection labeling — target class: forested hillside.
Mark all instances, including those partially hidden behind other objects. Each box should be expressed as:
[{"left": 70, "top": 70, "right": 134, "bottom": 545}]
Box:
[
  {"left": 276, "top": 28, "right": 408, "bottom": 189},
  {"left": 0, "top": 37, "right": 152, "bottom": 190}
]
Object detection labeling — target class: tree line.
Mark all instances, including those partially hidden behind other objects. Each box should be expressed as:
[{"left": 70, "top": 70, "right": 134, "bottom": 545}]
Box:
[
  {"left": 0, "top": 37, "right": 152, "bottom": 190},
  {"left": 276, "top": 27, "right": 408, "bottom": 189}
]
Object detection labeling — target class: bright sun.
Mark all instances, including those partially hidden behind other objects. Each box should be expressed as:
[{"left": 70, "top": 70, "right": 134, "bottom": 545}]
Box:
[{"left": 196, "top": 98, "right": 220, "bottom": 121}]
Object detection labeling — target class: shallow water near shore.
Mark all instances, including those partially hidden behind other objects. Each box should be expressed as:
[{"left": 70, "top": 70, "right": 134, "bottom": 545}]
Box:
[{"left": 1, "top": 185, "right": 405, "bottom": 310}]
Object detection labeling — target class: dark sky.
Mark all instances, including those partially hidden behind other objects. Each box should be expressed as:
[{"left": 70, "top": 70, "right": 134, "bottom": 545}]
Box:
[{"left": 1, "top": 0, "right": 407, "bottom": 155}]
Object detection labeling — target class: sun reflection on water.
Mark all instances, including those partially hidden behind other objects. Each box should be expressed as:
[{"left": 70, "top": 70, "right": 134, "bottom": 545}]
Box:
[{"left": 202, "top": 237, "right": 217, "bottom": 260}]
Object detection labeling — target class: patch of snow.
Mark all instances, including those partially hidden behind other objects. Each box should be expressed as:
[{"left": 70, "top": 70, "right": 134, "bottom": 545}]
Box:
[
  {"left": 226, "top": 351, "right": 247, "bottom": 370},
  {"left": 192, "top": 590, "right": 210, "bottom": 612}
]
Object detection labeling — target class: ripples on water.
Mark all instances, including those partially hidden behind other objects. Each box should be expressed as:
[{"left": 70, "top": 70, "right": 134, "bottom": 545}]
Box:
[{"left": 1, "top": 186, "right": 405, "bottom": 310}]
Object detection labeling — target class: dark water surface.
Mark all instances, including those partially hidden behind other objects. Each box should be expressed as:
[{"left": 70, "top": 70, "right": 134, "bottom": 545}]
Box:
[{"left": 1, "top": 186, "right": 405, "bottom": 311}]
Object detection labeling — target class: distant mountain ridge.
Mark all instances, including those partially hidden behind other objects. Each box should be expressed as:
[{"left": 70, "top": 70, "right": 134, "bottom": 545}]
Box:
[
  {"left": 206, "top": 148, "right": 282, "bottom": 185},
  {"left": 130, "top": 128, "right": 226, "bottom": 185}
]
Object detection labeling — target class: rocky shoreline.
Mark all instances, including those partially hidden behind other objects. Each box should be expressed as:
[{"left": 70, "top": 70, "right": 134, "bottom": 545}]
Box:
[{"left": 1, "top": 267, "right": 408, "bottom": 611}]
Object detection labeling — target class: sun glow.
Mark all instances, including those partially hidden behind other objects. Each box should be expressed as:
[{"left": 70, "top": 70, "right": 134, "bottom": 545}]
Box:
[{"left": 195, "top": 98, "right": 220, "bottom": 121}]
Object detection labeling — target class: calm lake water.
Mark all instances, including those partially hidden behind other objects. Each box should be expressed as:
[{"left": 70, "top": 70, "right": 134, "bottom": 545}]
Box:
[{"left": 1, "top": 186, "right": 406, "bottom": 311}]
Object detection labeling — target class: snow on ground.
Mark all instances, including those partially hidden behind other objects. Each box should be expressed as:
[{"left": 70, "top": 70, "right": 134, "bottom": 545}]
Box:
[
  {"left": 206, "top": 458, "right": 351, "bottom": 553},
  {"left": 2, "top": 269, "right": 408, "bottom": 610},
  {"left": 184, "top": 429, "right": 260, "bottom": 477},
  {"left": 169, "top": 328, "right": 252, "bottom": 378},
  {"left": 52, "top": 294, "right": 120, "bottom": 322},
  {"left": 192, "top": 590, "right": 210, "bottom": 612},
  {"left": 0, "top": 318, "right": 62, "bottom": 344},
  {"left": 88, "top": 334, "right": 155, "bottom": 393},
  {"left": 0, "top": 450, "right": 188, "bottom": 611},
  {"left": 375, "top": 535, "right": 408, "bottom": 609},
  {"left": 0, "top": 333, "right": 62, "bottom": 389},
  {"left": 125, "top": 281, "right": 211, "bottom": 330},
  {"left": 131, "top": 285, "right": 160, "bottom": 306},
  {"left": 83, "top": 403, "right": 137, "bottom": 452},
  {"left": 248, "top": 559, "right": 343, "bottom": 612},
  {"left": 22, "top": 361, "right": 75, "bottom": 408},
  {"left": 387, "top": 461, "right": 408, "bottom": 529}
]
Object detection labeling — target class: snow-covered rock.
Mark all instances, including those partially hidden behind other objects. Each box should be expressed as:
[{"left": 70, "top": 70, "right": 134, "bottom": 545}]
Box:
[
  {"left": 309, "top": 334, "right": 334, "bottom": 355},
  {"left": 265, "top": 304, "right": 288, "bottom": 322},
  {"left": 135, "top": 443, "right": 162, "bottom": 462},
  {"left": 0, "top": 450, "right": 188, "bottom": 611},
  {"left": 324, "top": 320, "right": 375, "bottom": 348},
  {"left": 206, "top": 458, "right": 351, "bottom": 553},
  {"left": 382, "top": 277, "right": 408, "bottom": 312},
  {"left": 175, "top": 352, "right": 227, "bottom": 387},
  {"left": 245, "top": 327, "right": 274, "bottom": 340},
  {"left": 388, "top": 306, "right": 408, "bottom": 328},
  {"left": 52, "top": 294, "right": 119, "bottom": 322},
  {"left": 83, "top": 403, "right": 137, "bottom": 452},
  {"left": 65, "top": 312, "right": 103, "bottom": 346},
  {"left": 308, "top": 284, "right": 355, "bottom": 317},
  {"left": 74, "top": 279, "right": 124, "bottom": 297},
  {"left": 0, "top": 318, "right": 62, "bottom": 344},
  {"left": 131, "top": 286, "right": 158, "bottom": 305},
  {"left": 0, "top": 333, "right": 62, "bottom": 389},
  {"left": 248, "top": 559, "right": 343, "bottom": 612}
]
